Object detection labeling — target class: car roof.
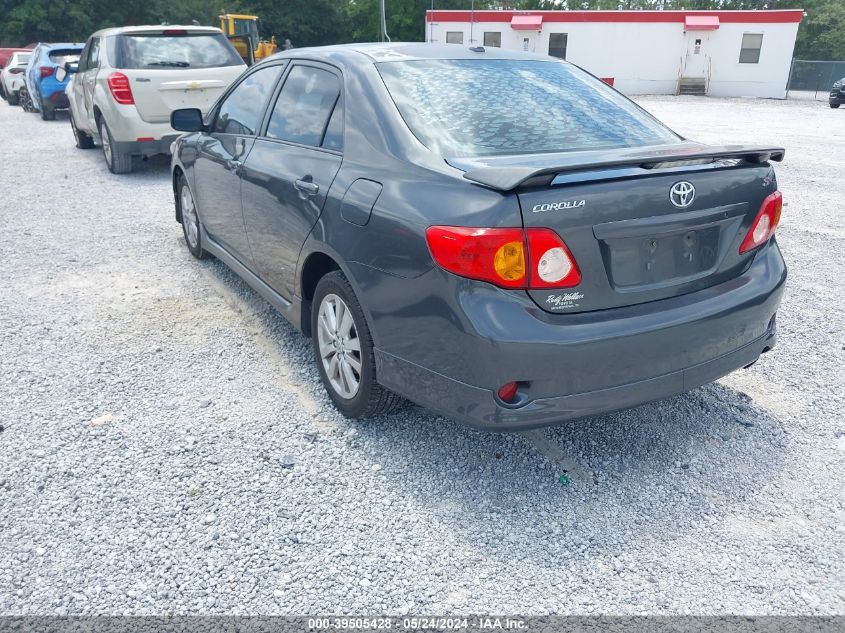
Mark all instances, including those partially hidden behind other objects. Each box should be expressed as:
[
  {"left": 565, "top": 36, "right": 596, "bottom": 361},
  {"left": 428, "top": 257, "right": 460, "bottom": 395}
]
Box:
[
  {"left": 37, "top": 43, "right": 85, "bottom": 49},
  {"left": 269, "top": 42, "right": 563, "bottom": 64},
  {"left": 89, "top": 24, "right": 225, "bottom": 38}
]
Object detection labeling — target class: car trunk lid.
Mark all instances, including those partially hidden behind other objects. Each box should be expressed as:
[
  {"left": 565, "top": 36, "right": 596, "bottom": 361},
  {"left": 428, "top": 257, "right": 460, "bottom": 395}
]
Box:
[
  {"left": 448, "top": 143, "right": 784, "bottom": 313},
  {"left": 119, "top": 67, "right": 241, "bottom": 123}
]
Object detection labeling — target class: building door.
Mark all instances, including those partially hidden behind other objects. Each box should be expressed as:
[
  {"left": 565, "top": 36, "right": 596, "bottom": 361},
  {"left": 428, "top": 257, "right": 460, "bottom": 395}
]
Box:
[
  {"left": 683, "top": 32, "right": 709, "bottom": 78},
  {"left": 520, "top": 33, "right": 537, "bottom": 53}
]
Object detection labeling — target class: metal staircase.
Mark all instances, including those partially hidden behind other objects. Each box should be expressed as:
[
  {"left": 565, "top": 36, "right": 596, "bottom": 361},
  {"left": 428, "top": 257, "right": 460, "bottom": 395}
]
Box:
[{"left": 678, "top": 77, "right": 707, "bottom": 96}]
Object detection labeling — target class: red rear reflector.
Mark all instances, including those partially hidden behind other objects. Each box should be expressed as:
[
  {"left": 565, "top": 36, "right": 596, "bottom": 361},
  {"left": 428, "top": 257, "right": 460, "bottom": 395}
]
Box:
[
  {"left": 163, "top": 29, "right": 188, "bottom": 36},
  {"left": 39, "top": 66, "right": 54, "bottom": 78},
  {"left": 497, "top": 382, "right": 519, "bottom": 403},
  {"left": 107, "top": 72, "right": 134, "bottom": 105},
  {"left": 426, "top": 226, "right": 581, "bottom": 290},
  {"left": 740, "top": 191, "right": 782, "bottom": 254},
  {"left": 136, "top": 137, "right": 155, "bottom": 142}
]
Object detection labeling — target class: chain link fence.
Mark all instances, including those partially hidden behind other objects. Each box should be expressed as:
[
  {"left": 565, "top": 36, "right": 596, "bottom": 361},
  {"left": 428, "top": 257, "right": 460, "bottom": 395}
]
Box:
[{"left": 787, "top": 60, "right": 845, "bottom": 100}]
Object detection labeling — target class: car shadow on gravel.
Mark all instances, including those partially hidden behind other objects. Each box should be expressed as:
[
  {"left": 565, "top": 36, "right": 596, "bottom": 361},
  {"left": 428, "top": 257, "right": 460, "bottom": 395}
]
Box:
[{"left": 199, "top": 253, "right": 791, "bottom": 540}]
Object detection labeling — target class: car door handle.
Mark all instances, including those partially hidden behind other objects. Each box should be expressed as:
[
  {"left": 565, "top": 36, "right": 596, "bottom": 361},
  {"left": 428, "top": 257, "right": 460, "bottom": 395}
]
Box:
[
  {"left": 226, "top": 159, "right": 242, "bottom": 174},
  {"left": 295, "top": 179, "right": 319, "bottom": 196}
]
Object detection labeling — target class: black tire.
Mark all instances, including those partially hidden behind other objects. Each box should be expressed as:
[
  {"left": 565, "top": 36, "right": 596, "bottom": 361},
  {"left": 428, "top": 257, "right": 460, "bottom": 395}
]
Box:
[
  {"left": 0, "top": 83, "right": 6, "bottom": 101},
  {"left": 177, "top": 173, "right": 207, "bottom": 260},
  {"left": 70, "top": 110, "right": 94, "bottom": 149},
  {"left": 98, "top": 117, "right": 133, "bottom": 174},
  {"left": 831, "top": 103, "right": 841, "bottom": 109},
  {"left": 311, "top": 271, "right": 406, "bottom": 419},
  {"left": 7, "top": 91, "right": 19, "bottom": 106},
  {"left": 40, "top": 101, "right": 55, "bottom": 120},
  {"left": 19, "top": 87, "right": 33, "bottom": 112}
]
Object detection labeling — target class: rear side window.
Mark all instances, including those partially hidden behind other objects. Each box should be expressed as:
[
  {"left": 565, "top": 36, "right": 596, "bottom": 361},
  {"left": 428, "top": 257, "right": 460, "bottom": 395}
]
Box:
[
  {"left": 116, "top": 33, "right": 243, "bottom": 69},
  {"left": 213, "top": 64, "right": 283, "bottom": 135},
  {"left": 377, "top": 59, "right": 680, "bottom": 157},
  {"left": 48, "top": 49, "right": 82, "bottom": 65},
  {"left": 265, "top": 65, "right": 341, "bottom": 148}
]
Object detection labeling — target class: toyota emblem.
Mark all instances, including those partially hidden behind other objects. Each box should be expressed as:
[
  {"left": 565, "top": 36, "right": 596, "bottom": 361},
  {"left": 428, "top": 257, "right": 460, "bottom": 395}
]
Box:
[{"left": 670, "top": 181, "right": 696, "bottom": 208}]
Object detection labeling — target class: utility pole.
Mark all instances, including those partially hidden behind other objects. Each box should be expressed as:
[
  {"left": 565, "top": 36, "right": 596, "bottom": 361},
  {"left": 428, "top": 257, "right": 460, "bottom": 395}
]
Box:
[{"left": 379, "top": 0, "right": 391, "bottom": 42}]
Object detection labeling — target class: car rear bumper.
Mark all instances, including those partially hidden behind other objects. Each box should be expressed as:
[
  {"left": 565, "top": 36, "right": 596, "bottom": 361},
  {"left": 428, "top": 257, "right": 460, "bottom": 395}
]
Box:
[
  {"left": 371, "top": 242, "right": 785, "bottom": 431},
  {"left": 44, "top": 91, "right": 69, "bottom": 109},
  {"left": 5, "top": 76, "right": 24, "bottom": 93},
  {"left": 114, "top": 134, "right": 180, "bottom": 158},
  {"left": 829, "top": 91, "right": 844, "bottom": 105}
]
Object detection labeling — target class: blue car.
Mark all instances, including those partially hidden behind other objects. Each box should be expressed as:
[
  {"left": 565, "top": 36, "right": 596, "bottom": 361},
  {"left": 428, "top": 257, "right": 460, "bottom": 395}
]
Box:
[{"left": 21, "top": 42, "right": 83, "bottom": 120}]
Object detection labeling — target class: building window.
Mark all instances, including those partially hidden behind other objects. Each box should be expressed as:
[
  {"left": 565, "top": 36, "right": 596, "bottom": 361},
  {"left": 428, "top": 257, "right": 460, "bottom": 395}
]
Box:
[
  {"left": 483, "top": 32, "right": 501, "bottom": 48},
  {"left": 549, "top": 33, "right": 568, "bottom": 60},
  {"left": 446, "top": 32, "right": 463, "bottom": 45},
  {"left": 739, "top": 33, "right": 763, "bottom": 64}
]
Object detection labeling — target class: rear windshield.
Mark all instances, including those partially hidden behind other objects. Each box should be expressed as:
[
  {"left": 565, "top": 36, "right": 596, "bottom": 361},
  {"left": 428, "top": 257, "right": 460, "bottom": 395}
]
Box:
[
  {"left": 48, "top": 50, "right": 82, "bottom": 65},
  {"left": 116, "top": 33, "right": 243, "bottom": 69},
  {"left": 15, "top": 54, "right": 31, "bottom": 65},
  {"left": 376, "top": 59, "right": 681, "bottom": 157}
]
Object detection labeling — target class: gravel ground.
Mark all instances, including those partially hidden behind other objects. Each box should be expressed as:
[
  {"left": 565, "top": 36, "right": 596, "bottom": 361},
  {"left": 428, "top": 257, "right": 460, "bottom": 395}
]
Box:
[{"left": 0, "top": 95, "right": 843, "bottom": 616}]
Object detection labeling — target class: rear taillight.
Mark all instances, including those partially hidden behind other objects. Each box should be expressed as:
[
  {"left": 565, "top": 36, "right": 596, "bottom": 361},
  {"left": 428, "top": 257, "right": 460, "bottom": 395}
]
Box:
[
  {"left": 425, "top": 227, "right": 527, "bottom": 289},
  {"left": 163, "top": 29, "right": 188, "bottom": 36},
  {"left": 107, "top": 72, "right": 134, "bottom": 105},
  {"left": 39, "top": 66, "right": 54, "bottom": 79},
  {"left": 426, "top": 226, "right": 581, "bottom": 289},
  {"left": 740, "top": 191, "right": 782, "bottom": 254},
  {"left": 526, "top": 228, "right": 581, "bottom": 289}
]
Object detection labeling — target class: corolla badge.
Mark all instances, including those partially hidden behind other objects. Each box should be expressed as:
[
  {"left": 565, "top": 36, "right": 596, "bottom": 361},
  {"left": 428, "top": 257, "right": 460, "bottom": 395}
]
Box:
[
  {"left": 669, "top": 181, "right": 696, "bottom": 208},
  {"left": 532, "top": 200, "right": 586, "bottom": 212}
]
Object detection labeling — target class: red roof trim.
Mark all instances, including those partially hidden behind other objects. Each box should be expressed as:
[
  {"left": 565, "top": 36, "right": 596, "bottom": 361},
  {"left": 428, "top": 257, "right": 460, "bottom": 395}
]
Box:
[{"left": 426, "top": 10, "right": 804, "bottom": 25}]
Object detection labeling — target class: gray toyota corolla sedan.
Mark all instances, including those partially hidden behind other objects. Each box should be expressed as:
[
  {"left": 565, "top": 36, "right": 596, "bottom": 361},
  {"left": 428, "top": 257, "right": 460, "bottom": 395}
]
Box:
[{"left": 169, "top": 43, "right": 786, "bottom": 430}]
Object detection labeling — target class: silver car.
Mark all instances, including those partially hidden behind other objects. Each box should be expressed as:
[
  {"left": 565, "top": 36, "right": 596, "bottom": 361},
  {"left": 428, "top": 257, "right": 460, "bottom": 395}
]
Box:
[{"left": 63, "top": 25, "right": 245, "bottom": 174}]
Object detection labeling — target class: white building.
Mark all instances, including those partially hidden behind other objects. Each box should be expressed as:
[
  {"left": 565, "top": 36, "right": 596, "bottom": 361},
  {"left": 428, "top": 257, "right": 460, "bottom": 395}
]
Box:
[{"left": 425, "top": 9, "right": 803, "bottom": 98}]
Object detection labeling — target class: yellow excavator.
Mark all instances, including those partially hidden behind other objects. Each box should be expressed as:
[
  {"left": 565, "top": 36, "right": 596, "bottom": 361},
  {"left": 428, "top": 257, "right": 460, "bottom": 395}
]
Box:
[{"left": 219, "top": 14, "right": 277, "bottom": 64}]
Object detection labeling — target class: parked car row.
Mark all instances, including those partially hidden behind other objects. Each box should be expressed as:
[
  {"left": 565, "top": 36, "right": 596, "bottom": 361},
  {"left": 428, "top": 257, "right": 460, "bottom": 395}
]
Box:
[{"left": 3, "top": 25, "right": 246, "bottom": 174}]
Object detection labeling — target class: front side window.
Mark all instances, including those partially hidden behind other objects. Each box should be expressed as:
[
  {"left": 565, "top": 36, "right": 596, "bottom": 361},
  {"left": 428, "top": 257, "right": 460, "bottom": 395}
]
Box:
[
  {"left": 266, "top": 65, "right": 341, "bottom": 148},
  {"left": 483, "top": 32, "right": 501, "bottom": 48},
  {"left": 446, "top": 32, "right": 464, "bottom": 45},
  {"left": 549, "top": 33, "right": 568, "bottom": 59},
  {"left": 377, "top": 59, "right": 680, "bottom": 157},
  {"left": 116, "top": 32, "right": 243, "bottom": 69},
  {"left": 214, "top": 64, "right": 283, "bottom": 135},
  {"left": 739, "top": 33, "right": 763, "bottom": 64}
]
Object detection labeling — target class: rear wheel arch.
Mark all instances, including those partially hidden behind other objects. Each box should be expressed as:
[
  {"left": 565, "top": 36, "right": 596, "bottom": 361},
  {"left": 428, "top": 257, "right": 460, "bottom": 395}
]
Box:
[
  {"left": 173, "top": 166, "right": 185, "bottom": 222},
  {"left": 299, "top": 251, "right": 341, "bottom": 337}
]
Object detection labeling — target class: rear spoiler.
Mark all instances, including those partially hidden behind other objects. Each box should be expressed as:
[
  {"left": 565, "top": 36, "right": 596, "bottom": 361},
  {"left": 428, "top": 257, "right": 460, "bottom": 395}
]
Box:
[{"left": 457, "top": 144, "right": 785, "bottom": 192}]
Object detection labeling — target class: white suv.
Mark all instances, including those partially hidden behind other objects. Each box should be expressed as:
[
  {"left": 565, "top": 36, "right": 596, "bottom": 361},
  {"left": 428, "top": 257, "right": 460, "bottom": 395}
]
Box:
[{"left": 64, "top": 25, "right": 246, "bottom": 174}]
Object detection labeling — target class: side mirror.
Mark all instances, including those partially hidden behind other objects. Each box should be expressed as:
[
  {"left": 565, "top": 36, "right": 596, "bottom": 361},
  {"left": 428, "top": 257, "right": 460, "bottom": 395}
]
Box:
[
  {"left": 171, "top": 108, "right": 206, "bottom": 132},
  {"left": 56, "top": 62, "right": 77, "bottom": 82}
]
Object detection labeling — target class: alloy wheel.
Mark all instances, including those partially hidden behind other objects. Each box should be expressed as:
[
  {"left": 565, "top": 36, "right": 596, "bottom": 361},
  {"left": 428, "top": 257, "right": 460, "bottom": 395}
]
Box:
[
  {"left": 100, "top": 121, "right": 112, "bottom": 166},
  {"left": 317, "top": 293, "right": 362, "bottom": 399},
  {"left": 181, "top": 184, "right": 199, "bottom": 249}
]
